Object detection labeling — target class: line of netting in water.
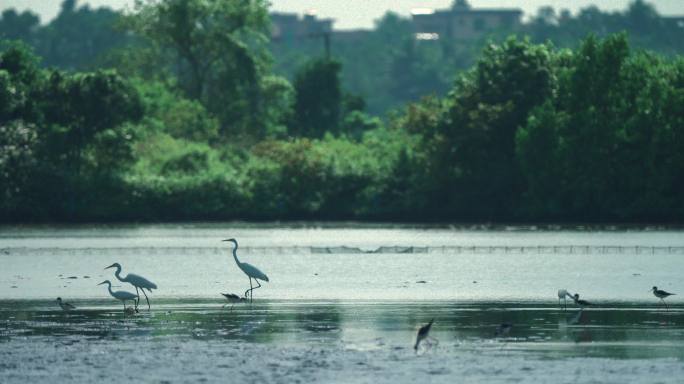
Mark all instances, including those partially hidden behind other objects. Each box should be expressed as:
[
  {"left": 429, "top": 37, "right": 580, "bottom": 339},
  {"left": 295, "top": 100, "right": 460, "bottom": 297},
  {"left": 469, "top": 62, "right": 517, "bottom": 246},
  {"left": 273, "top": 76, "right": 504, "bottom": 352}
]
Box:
[{"left": 3, "top": 245, "right": 684, "bottom": 256}]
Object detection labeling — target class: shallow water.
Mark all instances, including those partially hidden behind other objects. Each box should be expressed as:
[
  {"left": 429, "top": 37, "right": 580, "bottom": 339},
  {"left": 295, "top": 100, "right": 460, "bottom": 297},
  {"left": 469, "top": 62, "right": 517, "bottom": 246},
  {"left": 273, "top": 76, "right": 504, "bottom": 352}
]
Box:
[{"left": 2, "top": 224, "right": 684, "bottom": 383}]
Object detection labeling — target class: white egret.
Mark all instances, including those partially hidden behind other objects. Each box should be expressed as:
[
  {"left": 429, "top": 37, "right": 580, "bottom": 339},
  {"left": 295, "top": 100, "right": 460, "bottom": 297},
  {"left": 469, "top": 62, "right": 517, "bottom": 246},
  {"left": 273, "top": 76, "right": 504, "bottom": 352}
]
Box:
[
  {"left": 56, "top": 297, "right": 76, "bottom": 311},
  {"left": 106, "top": 263, "right": 157, "bottom": 310},
  {"left": 98, "top": 280, "right": 139, "bottom": 311},
  {"left": 414, "top": 319, "right": 435, "bottom": 352},
  {"left": 651, "top": 286, "right": 675, "bottom": 310},
  {"left": 572, "top": 293, "right": 592, "bottom": 308},
  {"left": 558, "top": 289, "right": 573, "bottom": 310},
  {"left": 223, "top": 238, "right": 269, "bottom": 303}
]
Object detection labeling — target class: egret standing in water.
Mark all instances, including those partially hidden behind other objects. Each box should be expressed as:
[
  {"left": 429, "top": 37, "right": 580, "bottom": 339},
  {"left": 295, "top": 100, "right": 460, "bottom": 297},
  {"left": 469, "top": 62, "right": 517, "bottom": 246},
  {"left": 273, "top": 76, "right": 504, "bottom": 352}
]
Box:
[
  {"left": 223, "top": 238, "right": 269, "bottom": 303},
  {"left": 106, "top": 263, "right": 157, "bottom": 310},
  {"left": 56, "top": 297, "right": 76, "bottom": 311},
  {"left": 558, "top": 289, "right": 573, "bottom": 310},
  {"left": 651, "top": 286, "right": 675, "bottom": 310},
  {"left": 98, "top": 280, "right": 138, "bottom": 312}
]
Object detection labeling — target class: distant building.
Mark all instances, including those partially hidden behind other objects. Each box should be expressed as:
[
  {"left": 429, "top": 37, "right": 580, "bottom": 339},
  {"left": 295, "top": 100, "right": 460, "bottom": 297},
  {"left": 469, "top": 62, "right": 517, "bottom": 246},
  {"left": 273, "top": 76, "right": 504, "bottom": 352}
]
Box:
[
  {"left": 271, "top": 12, "right": 334, "bottom": 42},
  {"left": 411, "top": 0, "right": 522, "bottom": 41}
]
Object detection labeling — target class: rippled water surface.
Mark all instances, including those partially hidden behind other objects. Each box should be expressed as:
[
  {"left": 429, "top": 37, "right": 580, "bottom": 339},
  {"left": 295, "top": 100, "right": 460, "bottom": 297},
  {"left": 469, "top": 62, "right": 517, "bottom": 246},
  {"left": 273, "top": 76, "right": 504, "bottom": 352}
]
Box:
[{"left": 2, "top": 224, "right": 684, "bottom": 383}]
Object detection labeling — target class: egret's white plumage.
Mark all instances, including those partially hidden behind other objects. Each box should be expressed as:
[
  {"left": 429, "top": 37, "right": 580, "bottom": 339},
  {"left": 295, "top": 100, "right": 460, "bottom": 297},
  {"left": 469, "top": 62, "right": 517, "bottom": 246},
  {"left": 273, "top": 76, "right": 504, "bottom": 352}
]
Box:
[
  {"left": 558, "top": 289, "right": 573, "bottom": 310},
  {"left": 98, "top": 280, "right": 138, "bottom": 311},
  {"left": 223, "top": 238, "right": 269, "bottom": 302},
  {"left": 56, "top": 297, "right": 76, "bottom": 311},
  {"left": 106, "top": 262, "right": 157, "bottom": 310}
]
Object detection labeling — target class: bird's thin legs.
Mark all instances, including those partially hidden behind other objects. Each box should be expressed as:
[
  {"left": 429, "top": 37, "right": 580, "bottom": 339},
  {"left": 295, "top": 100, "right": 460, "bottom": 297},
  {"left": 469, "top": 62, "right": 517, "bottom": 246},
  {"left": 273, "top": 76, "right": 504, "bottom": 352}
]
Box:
[
  {"left": 251, "top": 279, "right": 262, "bottom": 302},
  {"left": 661, "top": 298, "right": 669, "bottom": 311},
  {"left": 245, "top": 278, "right": 253, "bottom": 302},
  {"left": 134, "top": 286, "right": 140, "bottom": 310},
  {"left": 244, "top": 278, "right": 262, "bottom": 303},
  {"left": 141, "top": 288, "right": 151, "bottom": 310}
]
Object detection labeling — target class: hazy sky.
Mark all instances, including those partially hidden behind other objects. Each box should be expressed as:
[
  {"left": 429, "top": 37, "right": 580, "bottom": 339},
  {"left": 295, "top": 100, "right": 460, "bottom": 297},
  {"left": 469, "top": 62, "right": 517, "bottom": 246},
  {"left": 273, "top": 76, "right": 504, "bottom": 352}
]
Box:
[{"left": 3, "top": 0, "right": 684, "bottom": 29}]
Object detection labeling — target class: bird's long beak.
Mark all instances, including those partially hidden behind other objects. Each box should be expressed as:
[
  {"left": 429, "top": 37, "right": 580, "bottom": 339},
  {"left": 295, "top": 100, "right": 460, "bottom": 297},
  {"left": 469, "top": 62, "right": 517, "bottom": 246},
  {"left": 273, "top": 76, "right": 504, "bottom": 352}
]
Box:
[
  {"left": 98, "top": 281, "right": 107, "bottom": 286},
  {"left": 105, "top": 264, "right": 116, "bottom": 269},
  {"left": 222, "top": 238, "right": 236, "bottom": 242}
]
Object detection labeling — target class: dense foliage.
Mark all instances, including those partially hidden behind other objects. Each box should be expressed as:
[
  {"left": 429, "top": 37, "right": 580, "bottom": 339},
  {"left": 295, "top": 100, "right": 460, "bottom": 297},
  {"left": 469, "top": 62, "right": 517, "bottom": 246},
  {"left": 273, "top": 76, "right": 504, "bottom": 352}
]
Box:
[{"left": 1, "top": 0, "right": 683, "bottom": 223}]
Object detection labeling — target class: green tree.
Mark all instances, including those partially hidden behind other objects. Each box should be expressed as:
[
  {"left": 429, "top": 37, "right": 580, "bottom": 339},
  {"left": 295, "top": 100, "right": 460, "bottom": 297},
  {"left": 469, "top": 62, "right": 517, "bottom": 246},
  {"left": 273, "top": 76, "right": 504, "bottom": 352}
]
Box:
[
  {"left": 0, "top": 9, "right": 40, "bottom": 42},
  {"left": 292, "top": 58, "right": 342, "bottom": 137},
  {"left": 127, "top": 0, "right": 271, "bottom": 137},
  {"left": 421, "top": 37, "right": 556, "bottom": 219}
]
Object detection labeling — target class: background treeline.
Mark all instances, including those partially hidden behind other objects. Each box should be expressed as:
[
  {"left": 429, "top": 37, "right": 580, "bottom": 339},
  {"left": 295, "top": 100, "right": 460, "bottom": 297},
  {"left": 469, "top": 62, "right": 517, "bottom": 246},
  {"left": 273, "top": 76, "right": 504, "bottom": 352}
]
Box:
[{"left": 1, "top": 0, "right": 683, "bottom": 222}]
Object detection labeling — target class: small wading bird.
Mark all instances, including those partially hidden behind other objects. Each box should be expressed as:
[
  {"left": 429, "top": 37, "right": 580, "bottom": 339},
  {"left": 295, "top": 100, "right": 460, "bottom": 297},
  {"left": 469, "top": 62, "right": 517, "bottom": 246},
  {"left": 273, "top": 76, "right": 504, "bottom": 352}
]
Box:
[
  {"left": 414, "top": 319, "right": 436, "bottom": 352},
  {"left": 573, "top": 293, "right": 592, "bottom": 309},
  {"left": 98, "top": 280, "right": 139, "bottom": 312},
  {"left": 56, "top": 297, "right": 76, "bottom": 311},
  {"left": 106, "top": 263, "right": 157, "bottom": 310},
  {"left": 221, "top": 293, "right": 248, "bottom": 309},
  {"left": 223, "top": 238, "right": 269, "bottom": 303},
  {"left": 651, "top": 286, "right": 675, "bottom": 310},
  {"left": 558, "top": 289, "right": 573, "bottom": 310}
]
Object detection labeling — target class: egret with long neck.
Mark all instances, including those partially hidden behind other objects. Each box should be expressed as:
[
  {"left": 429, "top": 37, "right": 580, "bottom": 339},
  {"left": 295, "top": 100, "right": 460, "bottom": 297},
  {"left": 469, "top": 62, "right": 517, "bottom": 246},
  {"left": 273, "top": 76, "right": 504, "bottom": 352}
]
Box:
[
  {"left": 223, "top": 238, "right": 269, "bottom": 303},
  {"left": 105, "top": 263, "right": 157, "bottom": 310},
  {"left": 98, "top": 280, "right": 138, "bottom": 312}
]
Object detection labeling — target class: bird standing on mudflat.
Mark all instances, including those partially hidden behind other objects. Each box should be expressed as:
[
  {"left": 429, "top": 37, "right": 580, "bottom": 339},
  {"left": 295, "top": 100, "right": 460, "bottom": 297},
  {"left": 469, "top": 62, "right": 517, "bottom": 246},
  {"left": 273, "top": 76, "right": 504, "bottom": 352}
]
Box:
[
  {"left": 106, "top": 263, "right": 157, "bottom": 310},
  {"left": 221, "top": 293, "right": 248, "bottom": 309},
  {"left": 56, "top": 297, "right": 76, "bottom": 311},
  {"left": 651, "top": 286, "right": 675, "bottom": 310},
  {"left": 558, "top": 289, "right": 573, "bottom": 310},
  {"left": 414, "top": 319, "right": 435, "bottom": 352},
  {"left": 223, "top": 238, "right": 269, "bottom": 303},
  {"left": 98, "top": 280, "right": 139, "bottom": 312}
]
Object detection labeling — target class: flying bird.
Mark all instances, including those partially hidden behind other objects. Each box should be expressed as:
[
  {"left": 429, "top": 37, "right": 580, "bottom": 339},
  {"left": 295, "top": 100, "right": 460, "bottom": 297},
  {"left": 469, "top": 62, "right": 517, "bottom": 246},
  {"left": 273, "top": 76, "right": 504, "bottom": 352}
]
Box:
[
  {"left": 223, "top": 238, "right": 269, "bottom": 303},
  {"left": 56, "top": 297, "right": 76, "bottom": 311},
  {"left": 106, "top": 262, "right": 157, "bottom": 310},
  {"left": 414, "top": 319, "right": 435, "bottom": 352}
]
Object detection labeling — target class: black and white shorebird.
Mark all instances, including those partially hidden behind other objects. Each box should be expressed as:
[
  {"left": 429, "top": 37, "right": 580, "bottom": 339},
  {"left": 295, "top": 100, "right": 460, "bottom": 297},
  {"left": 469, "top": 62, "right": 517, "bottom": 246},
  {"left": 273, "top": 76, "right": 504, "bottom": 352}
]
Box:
[
  {"left": 56, "top": 297, "right": 76, "bottom": 311},
  {"left": 573, "top": 293, "right": 592, "bottom": 309},
  {"left": 414, "top": 319, "right": 435, "bottom": 352},
  {"left": 651, "top": 286, "right": 675, "bottom": 310},
  {"left": 221, "top": 293, "right": 248, "bottom": 309},
  {"left": 558, "top": 289, "right": 573, "bottom": 310}
]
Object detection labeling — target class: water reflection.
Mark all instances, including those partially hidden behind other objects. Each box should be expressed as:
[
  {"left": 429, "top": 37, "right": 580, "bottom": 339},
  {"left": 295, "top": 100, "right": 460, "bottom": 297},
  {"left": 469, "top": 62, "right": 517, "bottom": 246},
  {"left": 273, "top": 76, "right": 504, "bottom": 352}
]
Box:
[{"left": 2, "top": 300, "right": 684, "bottom": 359}]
